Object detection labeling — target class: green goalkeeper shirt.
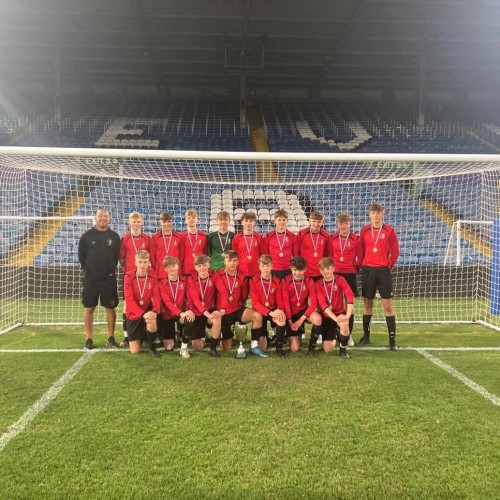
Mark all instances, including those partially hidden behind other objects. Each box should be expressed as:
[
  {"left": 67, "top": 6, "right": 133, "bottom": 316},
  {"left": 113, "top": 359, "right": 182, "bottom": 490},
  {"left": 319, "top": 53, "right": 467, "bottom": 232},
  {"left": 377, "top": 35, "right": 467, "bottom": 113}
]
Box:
[{"left": 207, "top": 230, "right": 235, "bottom": 270}]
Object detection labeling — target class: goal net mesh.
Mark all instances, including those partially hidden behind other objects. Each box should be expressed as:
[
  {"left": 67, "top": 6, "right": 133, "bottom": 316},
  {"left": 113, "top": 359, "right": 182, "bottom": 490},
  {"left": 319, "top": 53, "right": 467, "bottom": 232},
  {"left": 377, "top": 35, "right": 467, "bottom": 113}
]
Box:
[{"left": 1, "top": 147, "right": 499, "bottom": 333}]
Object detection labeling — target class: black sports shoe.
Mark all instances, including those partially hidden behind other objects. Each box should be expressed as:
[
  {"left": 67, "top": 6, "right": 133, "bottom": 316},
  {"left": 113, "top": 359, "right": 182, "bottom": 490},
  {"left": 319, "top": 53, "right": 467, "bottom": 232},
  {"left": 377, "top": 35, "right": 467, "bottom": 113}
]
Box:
[
  {"left": 210, "top": 348, "right": 221, "bottom": 358},
  {"left": 84, "top": 338, "right": 93, "bottom": 350},
  {"left": 357, "top": 336, "right": 371, "bottom": 346},
  {"left": 107, "top": 336, "right": 119, "bottom": 348},
  {"left": 389, "top": 341, "right": 398, "bottom": 351},
  {"left": 340, "top": 347, "right": 350, "bottom": 360},
  {"left": 307, "top": 348, "right": 318, "bottom": 358},
  {"left": 276, "top": 348, "right": 288, "bottom": 358},
  {"left": 149, "top": 348, "right": 160, "bottom": 358}
]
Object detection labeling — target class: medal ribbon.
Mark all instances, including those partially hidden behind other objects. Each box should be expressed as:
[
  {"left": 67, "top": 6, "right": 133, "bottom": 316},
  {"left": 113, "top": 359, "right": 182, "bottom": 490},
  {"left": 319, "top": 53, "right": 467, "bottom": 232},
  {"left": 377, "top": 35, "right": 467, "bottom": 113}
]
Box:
[
  {"left": 162, "top": 233, "right": 173, "bottom": 256},
  {"left": 168, "top": 277, "right": 179, "bottom": 303},
  {"left": 136, "top": 274, "right": 148, "bottom": 303},
  {"left": 275, "top": 230, "right": 286, "bottom": 255},
  {"left": 310, "top": 230, "right": 320, "bottom": 254},
  {"left": 225, "top": 272, "right": 237, "bottom": 296},
  {"left": 130, "top": 233, "right": 142, "bottom": 254},
  {"left": 339, "top": 233, "right": 349, "bottom": 258},
  {"left": 218, "top": 231, "right": 230, "bottom": 253},
  {"left": 187, "top": 230, "right": 199, "bottom": 254},
  {"left": 198, "top": 276, "right": 210, "bottom": 301},
  {"left": 371, "top": 224, "right": 384, "bottom": 249},
  {"left": 293, "top": 277, "right": 304, "bottom": 304},
  {"left": 260, "top": 276, "right": 271, "bottom": 305},
  {"left": 243, "top": 232, "right": 254, "bottom": 255},
  {"left": 322, "top": 278, "right": 334, "bottom": 305}
]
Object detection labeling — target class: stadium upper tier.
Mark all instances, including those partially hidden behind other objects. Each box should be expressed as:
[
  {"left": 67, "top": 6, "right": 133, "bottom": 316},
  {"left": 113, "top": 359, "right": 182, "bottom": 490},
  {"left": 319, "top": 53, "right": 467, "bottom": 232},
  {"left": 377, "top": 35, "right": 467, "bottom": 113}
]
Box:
[{"left": 0, "top": 98, "right": 498, "bottom": 153}]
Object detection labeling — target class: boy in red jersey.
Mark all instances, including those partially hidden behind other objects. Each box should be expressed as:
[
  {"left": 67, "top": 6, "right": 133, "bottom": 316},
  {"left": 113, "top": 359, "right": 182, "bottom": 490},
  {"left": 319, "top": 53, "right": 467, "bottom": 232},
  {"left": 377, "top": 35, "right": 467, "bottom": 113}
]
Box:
[
  {"left": 296, "top": 210, "right": 330, "bottom": 280},
  {"left": 330, "top": 212, "right": 361, "bottom": 347},
  {"left": 217, "top": 251, "right": 263, "bottom": 351},
  {"left": 180, "top": 209, "right": 208, "bottom": 277},
  {"left": 261, "top": 209, "right": 297, "bottom": 280},
  {"left": 149, "top": 212, "right": 182, "bottom": 280},
  {"left": 281, "top": 256, "right": 323, "bottom": 355},
  {"left": 232, "top": 211, "right": 263, "bottom": 278},
  {"left": 182, "top": 254, "right": 226, "bottom": 358},
  {"left": 249, "top": 254, "right": 287, "bottom": 357},
  {"left": 118, "top": 211, "right": 151, "bottom": 347},
  {"left": 158, "top": 256, "right": 195, "bottom": 352},
  {"left": 357, "top": 203, "right": 400, "bottom": 351},
  {"left": 314, "top": 257, "right": 354, "bottom": 359},
  {"left": 123, "top": 251, "right": 161, "bottom": 358}
]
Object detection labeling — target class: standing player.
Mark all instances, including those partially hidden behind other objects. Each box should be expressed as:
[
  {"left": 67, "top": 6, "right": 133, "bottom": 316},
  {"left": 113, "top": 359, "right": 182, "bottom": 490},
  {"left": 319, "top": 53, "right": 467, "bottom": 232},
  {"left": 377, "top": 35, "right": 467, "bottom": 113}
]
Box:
[
  {"left": 157, "top": 256, "right": 195, "bottom": 352},
  {"left": 182, "top": 254, "right": 226, "bottom": 358},
  {"left": 249, "top": 254, "right": 287, "bottom": 357},
  {"left": 118, "top": 211, "right": 151, "bottom": 347},
  {"left": 261, "top": 209, "right": 297, "bottom": 280},
  {"left": 314, "top": 257, "right": 354, "bottom": 359},
  {"left": 357, "top": 203, "right": 400, "bottom": 351},
  {"left": 330, "top": 212, "right": 361, "bottom": 347},
  {"left": 78, "top": 208, "right": 121, "bottom": 350},
  {"left": 232, "top": 211, "right": 263, "bottom": 279},
  {"left": 180, "top": 209, "right": 208, "bottom": 277},
  {"left": 281, "top": 256, "right": 323, "bottom": 355},
  {"left": 217, "top": 251, "right": 263, "bottom": 352},
  {"left": 123, "top": 251, "right": 161, "bottom": 357},
  {"left": 149, "top": 212, "right": 182, "bottom": 280},
  {"left": 207, "top": 211, "right": 235, "bottom": 271},
  {"left": 296, "top": 210, "right": 330, "bottom": 280}
]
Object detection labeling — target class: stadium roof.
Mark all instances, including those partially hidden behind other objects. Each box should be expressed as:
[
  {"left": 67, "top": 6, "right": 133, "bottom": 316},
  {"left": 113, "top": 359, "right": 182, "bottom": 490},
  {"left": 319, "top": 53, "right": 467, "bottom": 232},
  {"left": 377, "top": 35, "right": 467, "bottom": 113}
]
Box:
[{"left": 1, "top": 0, "right": 500, "bottom": 94}]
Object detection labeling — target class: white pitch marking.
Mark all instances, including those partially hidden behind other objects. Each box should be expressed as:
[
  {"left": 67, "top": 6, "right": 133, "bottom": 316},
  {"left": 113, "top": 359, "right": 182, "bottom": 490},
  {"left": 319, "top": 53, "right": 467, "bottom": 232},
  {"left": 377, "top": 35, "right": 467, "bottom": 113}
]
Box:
[
  {"left": 0, "top": 351, "right": 95, "bottom": 453},
  {"left": 417, "top": 349, "right": 500, "bottom": 407}
]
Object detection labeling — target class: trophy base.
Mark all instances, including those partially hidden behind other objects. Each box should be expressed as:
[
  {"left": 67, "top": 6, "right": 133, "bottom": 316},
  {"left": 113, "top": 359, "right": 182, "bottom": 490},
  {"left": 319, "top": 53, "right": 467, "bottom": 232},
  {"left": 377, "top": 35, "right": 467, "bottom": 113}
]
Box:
[{"left": 236, "top": 343, "right": 247, "bottom": 359}]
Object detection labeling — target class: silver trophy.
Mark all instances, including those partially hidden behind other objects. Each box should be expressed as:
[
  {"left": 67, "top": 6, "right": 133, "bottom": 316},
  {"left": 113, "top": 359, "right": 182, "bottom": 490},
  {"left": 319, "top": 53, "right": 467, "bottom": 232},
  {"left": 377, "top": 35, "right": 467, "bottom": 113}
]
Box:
[{"left": 233, "top": 322, "right": 248, "bottom": 359}]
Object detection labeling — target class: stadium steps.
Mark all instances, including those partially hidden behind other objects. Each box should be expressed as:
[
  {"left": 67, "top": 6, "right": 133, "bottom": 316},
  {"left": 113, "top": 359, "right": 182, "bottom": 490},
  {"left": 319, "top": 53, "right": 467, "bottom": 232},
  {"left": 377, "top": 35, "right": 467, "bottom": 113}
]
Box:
[
  {"left": 420, "top": 199, "right": 492, "bottom": 257},
  {"left": 247, "top": 106, "right": 276, "bottom": 181},
  {"left": 9, "top": 195, "right": 86, "bottom": 266},
  {"left": 466, "top": 130, "right": 500, "bottom": 154}
]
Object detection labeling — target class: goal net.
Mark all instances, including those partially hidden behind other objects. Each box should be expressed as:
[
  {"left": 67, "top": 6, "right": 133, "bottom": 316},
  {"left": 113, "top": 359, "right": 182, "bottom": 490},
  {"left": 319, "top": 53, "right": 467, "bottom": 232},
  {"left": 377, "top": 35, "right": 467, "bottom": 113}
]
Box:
[{"left": 1, "top": 146, "right": 500, "bottom": 334}]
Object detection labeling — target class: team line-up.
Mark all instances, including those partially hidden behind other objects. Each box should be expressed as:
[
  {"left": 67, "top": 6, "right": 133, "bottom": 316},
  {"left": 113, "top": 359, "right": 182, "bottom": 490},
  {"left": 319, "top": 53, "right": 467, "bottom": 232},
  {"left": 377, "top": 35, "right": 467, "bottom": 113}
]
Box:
[{"left": 78, "top": 203, "right": 399, "bottom": 359}]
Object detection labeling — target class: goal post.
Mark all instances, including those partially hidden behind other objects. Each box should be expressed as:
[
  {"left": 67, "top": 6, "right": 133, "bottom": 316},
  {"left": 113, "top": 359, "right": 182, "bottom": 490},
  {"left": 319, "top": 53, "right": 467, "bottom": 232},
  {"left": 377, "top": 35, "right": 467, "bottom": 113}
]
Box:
[{"left": 1, "top": 146, "right": 500, "bottom": 334}]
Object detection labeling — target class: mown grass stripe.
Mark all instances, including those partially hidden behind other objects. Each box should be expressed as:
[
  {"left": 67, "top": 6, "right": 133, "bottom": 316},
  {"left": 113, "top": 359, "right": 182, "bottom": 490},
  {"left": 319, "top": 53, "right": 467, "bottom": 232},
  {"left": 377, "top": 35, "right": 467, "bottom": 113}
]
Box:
[
  {"left": 0, "top": 351, "right": 94, "bottom": 453},
  {"left": 417, "top": 349, "right": 500, "bottom": 407}
]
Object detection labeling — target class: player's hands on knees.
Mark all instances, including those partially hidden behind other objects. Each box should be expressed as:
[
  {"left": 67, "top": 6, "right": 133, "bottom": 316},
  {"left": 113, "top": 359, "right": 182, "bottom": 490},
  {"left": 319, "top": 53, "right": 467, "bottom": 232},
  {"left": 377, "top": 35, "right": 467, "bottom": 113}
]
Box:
[
  {"left": 183, "top": 310, "right": 195, "bottom": 322},
  {"left": 143, "top": 311, "right": 157, "bottom": 322}
]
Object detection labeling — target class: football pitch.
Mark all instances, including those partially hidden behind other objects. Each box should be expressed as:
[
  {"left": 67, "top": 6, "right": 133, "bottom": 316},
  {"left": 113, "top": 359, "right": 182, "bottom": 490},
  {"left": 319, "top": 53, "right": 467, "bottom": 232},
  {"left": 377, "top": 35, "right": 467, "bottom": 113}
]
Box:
[{"left": 0, "top": 324, "right": 499, "bottom": 499}]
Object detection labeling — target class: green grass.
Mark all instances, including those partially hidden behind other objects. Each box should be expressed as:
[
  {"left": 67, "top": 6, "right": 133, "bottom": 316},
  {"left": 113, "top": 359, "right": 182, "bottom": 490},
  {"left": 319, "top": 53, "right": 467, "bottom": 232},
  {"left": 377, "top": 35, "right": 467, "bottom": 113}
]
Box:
[{"left": 0, "top": 325, "right": 499, "bottom": 499}]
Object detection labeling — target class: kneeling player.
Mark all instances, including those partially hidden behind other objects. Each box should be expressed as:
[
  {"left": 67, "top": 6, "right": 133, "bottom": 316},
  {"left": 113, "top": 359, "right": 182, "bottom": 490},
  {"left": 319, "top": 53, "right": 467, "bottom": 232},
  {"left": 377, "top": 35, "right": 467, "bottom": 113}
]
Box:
[
  {"left": 217, "top": 251, "right": 263, "bottom": 351},
  {"left": 158, "top": 256, "right": 195, "bottom": 351},
  {"left": 249, "top": 254, "right": 287, "bottom": 357},
  {"left": 281, "top": 256, "right": 323, "bottom": 356},
  {"left": 182, "top": 254, "right": 225, "bottom": 358},
  {"left": 314, "top": 257, "right": 354, "bottom": 359},
  {"left": 123, "top": 251, "right": 161, "bottom": 357}
]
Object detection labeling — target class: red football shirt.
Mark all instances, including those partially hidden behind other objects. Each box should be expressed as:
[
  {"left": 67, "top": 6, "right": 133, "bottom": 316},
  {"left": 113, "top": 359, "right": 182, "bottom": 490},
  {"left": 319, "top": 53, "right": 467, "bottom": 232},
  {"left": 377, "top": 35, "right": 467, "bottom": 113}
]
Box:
[
  {"left": 249, "top": 274, "right": 283, "bottom": 317},
  {"left": 232, "top": 231, "right": 263, "bottom": 277},
  {"left": 261, "top": 230, "right": 298, "bottom": 271},
  {"left": 330, "top": 231, "right": 361, "bottom": 274},
  {"left": 216, "top": 269, "right": 249, "bottom": 314},
  {"left": 123, "top": 270, "right": 160, "bottom": 320},
  {"left": 158, "top": 275, "right": 187, "bottom": 320},
  {"left": 119, "top": 232, "right": 151, "bottom": 273},
  {"left": 315, "top": 275, "right": 355, "bottom": 317},
  {"left": 281, "top": 274, "right": 318, "bottom": 319},
  {"left": 296, "top": 227, "right": 330, "bottom": 277},
  {"left": 149, "top": 230, "right": 183, "bottom": 278},
  {"left": 359, "top": 223, "right": 399, "bottom": 268},
  {"left": 180, "top": 230, "right": 208, "bottom": 276}
]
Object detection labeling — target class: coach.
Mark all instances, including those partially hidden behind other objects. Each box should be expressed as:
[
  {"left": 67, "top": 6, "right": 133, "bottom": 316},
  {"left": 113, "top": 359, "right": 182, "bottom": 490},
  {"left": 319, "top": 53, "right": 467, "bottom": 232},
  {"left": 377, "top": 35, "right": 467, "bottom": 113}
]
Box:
[{"left": 78, "top": 208, "right": 121, "bottom": 350}]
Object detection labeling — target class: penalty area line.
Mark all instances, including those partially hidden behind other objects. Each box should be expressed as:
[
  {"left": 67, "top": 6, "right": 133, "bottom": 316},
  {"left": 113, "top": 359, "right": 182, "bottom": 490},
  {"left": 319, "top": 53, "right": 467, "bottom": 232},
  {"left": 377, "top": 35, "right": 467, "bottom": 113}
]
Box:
[
  {"left": 417, "top": 349, "right": 500, "bottom": 407},
  {"left": 0, "top": 351, "right": 95, "bottom": 454}
]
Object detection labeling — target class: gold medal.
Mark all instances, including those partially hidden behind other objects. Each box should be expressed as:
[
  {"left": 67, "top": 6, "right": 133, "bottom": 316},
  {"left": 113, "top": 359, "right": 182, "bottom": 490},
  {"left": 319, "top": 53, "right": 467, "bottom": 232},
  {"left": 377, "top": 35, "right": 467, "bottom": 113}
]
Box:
[
  {"left": 296, "top": 301, "right": 301, "bottom": 307},
  {"left": 373, "top": 247, "right": 378, "bottom": 253},
  {"left": 247, "top": 254, "right": 252, "bottom": 260},
  {"left": 192, "top": 252, "right": 196, "bottom": 259},
  {"left": 340, "top": 256, "right": 344, "bottom": 262},
  {"left": 139, "top": 300, "right": 144, "bottom": 306},
  {"left": 265, "top": 301, "right": 270, "bottom": 307},
  {"left": 229, "top": 295, "right": 234, "bottom": 302},
  {"left": 314, "top": 252, "right": 318, "bottom": 258},
  {"left": 279, "top": 252, "right": 284, "bottom": 257}
]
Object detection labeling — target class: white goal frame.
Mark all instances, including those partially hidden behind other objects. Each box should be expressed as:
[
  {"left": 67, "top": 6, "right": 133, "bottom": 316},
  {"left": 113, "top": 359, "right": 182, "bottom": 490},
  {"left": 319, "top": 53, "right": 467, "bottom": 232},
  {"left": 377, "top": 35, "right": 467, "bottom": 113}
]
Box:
[{"left": 1, "top": 146, "right": 500, "bottom": 334}]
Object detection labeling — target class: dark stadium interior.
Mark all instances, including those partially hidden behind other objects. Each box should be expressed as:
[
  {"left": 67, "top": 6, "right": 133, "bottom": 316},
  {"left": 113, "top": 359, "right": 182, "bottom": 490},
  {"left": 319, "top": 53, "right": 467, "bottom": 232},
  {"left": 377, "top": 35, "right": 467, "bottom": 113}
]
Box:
[{"left": 0, "top": 0, "right": 499, "bottom": 273}]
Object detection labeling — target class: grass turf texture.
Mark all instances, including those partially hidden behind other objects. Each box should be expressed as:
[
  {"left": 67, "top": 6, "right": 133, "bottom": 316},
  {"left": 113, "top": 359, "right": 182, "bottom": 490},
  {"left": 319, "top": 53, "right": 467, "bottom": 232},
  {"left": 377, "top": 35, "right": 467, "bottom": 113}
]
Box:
[{"left": 0, "top": 326, "right": 499, "bottom": 498}]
